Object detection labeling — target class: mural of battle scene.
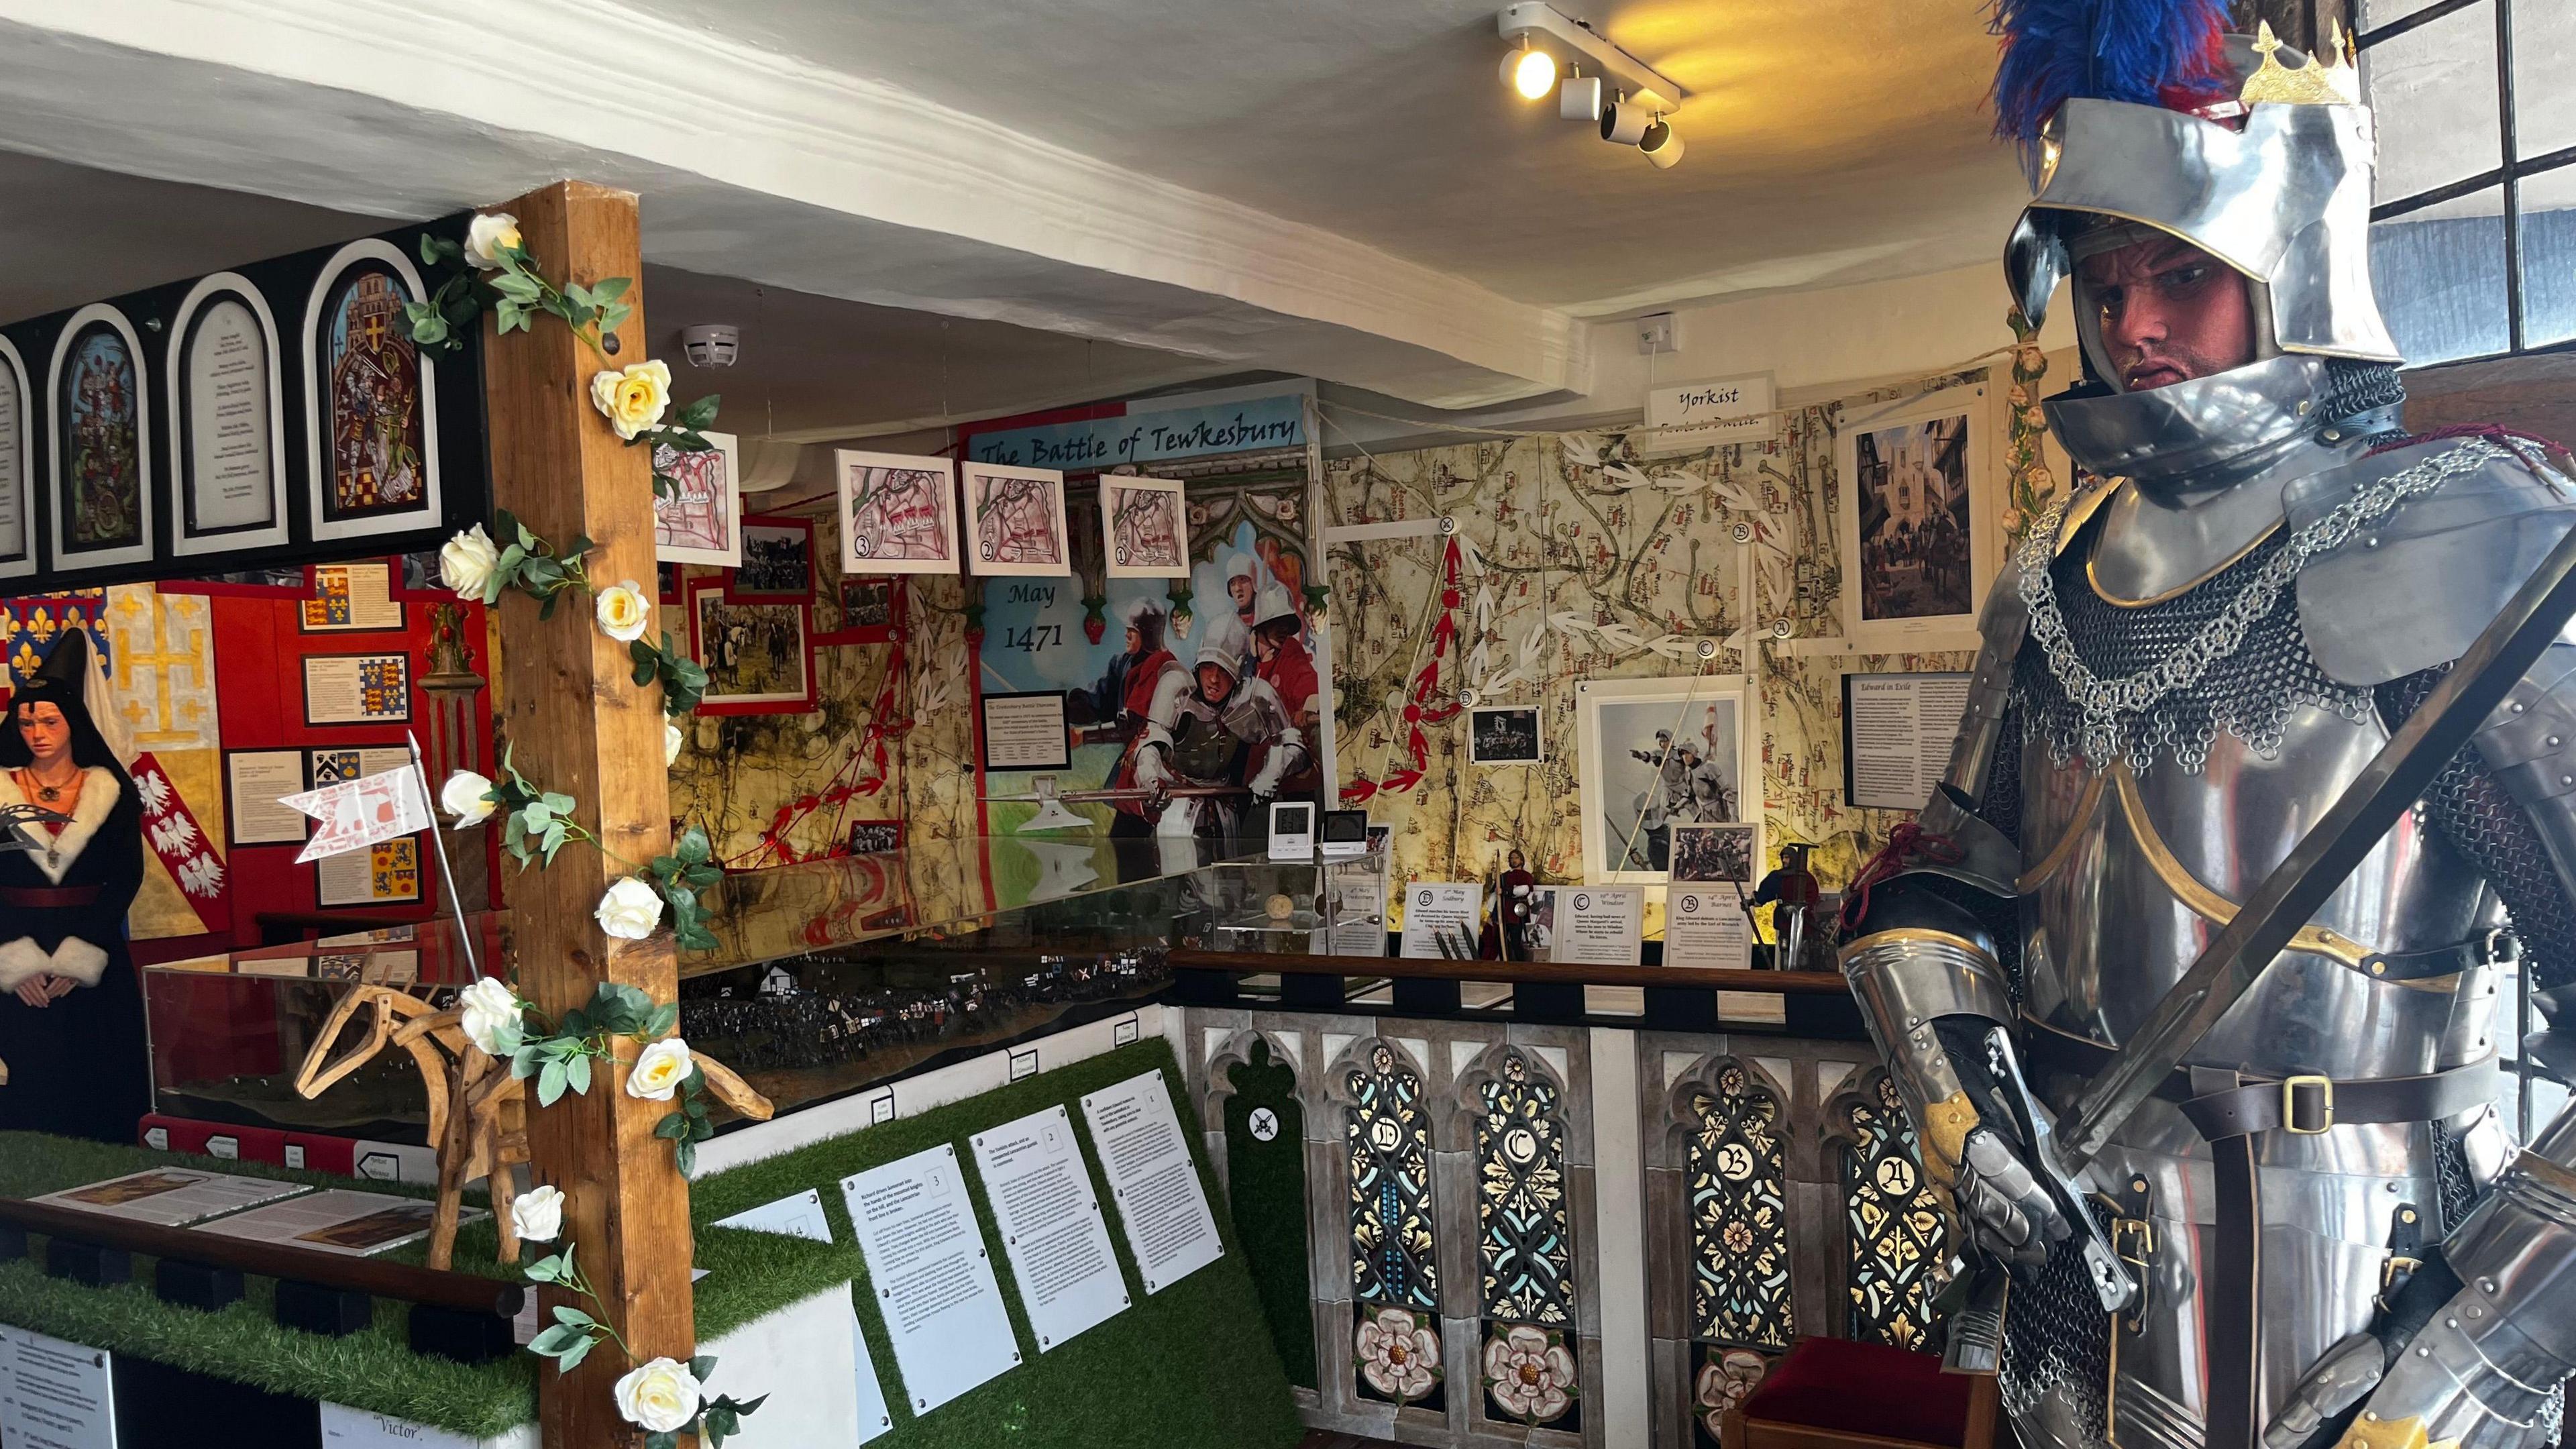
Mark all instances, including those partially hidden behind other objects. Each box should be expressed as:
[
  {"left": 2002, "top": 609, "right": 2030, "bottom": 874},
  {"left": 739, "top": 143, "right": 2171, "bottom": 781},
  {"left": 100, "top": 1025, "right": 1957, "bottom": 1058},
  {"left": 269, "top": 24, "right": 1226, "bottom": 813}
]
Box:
[
  {"left": 322, "top": 268, "right": 427, "bottom": 521},
  {"left": 981, "top": 475, "right": 1317, "bottom": 860}
]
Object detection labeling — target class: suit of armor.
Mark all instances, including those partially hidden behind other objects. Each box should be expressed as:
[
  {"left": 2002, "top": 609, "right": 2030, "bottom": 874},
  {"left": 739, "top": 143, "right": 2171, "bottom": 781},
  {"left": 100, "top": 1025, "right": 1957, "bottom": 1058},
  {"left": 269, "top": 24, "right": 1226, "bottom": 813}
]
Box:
[{"left": 1843, "top": 30, "right": 2576, "bottom": 1449}]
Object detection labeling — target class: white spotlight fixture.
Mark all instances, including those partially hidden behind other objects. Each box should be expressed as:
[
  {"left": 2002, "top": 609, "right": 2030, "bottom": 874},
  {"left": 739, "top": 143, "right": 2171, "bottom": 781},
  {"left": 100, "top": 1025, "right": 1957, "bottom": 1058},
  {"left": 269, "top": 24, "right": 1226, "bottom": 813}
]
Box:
[
  {"left": 1599, "top": 91, "right": 1650, "bottom": 146},
  {"left": 1501, "top": 38, "right": 1556, "bottom": 100},
  {"left": 1495, "top": 2, "right": 1685, "bottom": 115},
  {"left": 1640, "top": 115, "right": 1684, "bottom": 169},
  {"left": 1559, "top": 71, "right": 1603, "bottom": 121}
]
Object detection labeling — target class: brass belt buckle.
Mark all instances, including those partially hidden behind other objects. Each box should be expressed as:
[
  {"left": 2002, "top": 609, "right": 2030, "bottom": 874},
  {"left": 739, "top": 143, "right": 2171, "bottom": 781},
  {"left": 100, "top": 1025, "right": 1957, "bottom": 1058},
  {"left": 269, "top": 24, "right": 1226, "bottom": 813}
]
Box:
[{"left": 2282, "top": 1074, "right": 2335, "bottom": 1134}]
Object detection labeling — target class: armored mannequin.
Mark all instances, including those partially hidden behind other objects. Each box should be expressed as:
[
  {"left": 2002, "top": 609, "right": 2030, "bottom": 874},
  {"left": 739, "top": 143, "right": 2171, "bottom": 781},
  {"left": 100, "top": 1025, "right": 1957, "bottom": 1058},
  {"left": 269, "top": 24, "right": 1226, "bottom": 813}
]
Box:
[{"left": 1843, "top": 18, "right": 2576, "bottom": 1449}]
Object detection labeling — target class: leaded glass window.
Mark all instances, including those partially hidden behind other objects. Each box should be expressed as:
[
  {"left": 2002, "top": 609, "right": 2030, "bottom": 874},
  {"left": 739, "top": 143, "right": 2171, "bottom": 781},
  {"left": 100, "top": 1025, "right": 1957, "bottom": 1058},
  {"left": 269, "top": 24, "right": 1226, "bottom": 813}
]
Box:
[
  {"left": 1840, "top": 1073, "right": 1950, "bottom": 1350},
  {"left": 1686, "top": 1062, "right": 1794, "bottom": 1351},
  {"left": 1348, "top": 1043, "right": 1438, "bottom": 1312},
  {"left": 1476, "top": 1051, "right": 1573, "bottom": 1327}
]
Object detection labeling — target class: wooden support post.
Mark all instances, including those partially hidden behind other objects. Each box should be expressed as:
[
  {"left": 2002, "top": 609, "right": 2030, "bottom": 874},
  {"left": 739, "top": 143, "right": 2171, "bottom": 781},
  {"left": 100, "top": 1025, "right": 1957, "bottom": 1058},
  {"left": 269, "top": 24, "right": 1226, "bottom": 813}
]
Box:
[{"left": 481, "top": 180, "right": 693, "bottom": 1447}]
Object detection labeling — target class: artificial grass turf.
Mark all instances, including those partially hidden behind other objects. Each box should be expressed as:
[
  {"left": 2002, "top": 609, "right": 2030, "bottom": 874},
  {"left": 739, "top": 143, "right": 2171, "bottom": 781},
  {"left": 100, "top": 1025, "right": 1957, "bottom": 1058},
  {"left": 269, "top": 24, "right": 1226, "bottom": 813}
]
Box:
[
  {"left": 0, "top": 1130, "right": 858, "bottom": 1437},
  {"left": 688, "top": 1036, "right": 1307, "bottom": 1449}
]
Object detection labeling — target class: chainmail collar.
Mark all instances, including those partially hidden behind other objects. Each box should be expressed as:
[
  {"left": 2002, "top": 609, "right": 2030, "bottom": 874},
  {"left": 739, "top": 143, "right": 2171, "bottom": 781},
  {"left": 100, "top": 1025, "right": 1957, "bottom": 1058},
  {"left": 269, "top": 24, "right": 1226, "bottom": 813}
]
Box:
[{"left": 2015, "top": 437, "right": 2513, "bottom": 773}]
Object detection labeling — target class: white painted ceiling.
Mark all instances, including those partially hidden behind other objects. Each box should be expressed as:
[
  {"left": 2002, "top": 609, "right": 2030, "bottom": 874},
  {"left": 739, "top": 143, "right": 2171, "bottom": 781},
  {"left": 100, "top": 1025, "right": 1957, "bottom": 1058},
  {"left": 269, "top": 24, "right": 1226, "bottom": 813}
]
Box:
[
  {"left": 609, "top": 0, "right": 2029, "bottom": 314},
  {"left": 0, "top": 151, "right": 1236, "bottom": 439},
  {"left": 0, "top": 0, "right": 2031, "bottom": 423}
]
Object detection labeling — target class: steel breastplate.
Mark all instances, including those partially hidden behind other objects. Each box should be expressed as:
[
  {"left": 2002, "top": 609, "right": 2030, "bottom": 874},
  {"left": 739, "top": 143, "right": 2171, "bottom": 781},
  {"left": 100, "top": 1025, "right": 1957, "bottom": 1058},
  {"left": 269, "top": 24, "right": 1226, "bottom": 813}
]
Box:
[{"left": 2012, "top": 521, "right": 2500, "bottom": 1080}]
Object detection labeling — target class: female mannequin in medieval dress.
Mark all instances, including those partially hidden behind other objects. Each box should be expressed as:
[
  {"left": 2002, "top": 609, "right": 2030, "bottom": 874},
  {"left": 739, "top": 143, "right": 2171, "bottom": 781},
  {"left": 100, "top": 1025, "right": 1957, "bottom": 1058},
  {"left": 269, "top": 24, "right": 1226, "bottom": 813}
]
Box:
[{"left": 0, "top": 633, "right": 149, "bottom": 1144}]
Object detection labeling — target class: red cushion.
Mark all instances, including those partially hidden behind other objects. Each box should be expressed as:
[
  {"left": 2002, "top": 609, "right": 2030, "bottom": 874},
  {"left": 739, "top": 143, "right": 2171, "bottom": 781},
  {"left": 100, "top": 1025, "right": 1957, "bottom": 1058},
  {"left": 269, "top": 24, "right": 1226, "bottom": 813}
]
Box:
[{"left": 1741, "top": 1336, "right": 1974, "bottom": 1446}]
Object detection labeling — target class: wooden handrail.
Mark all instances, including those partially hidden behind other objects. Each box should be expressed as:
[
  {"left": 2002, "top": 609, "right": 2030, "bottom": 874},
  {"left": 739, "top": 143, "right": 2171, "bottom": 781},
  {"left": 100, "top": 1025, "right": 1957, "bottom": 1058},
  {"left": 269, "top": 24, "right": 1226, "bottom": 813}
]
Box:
[
  {"left": 0, "top": 1196, "right": 525, "bottom": 1318},
  {"left": 1165, "top": 948, "right": 1850, "bottom": 995}
]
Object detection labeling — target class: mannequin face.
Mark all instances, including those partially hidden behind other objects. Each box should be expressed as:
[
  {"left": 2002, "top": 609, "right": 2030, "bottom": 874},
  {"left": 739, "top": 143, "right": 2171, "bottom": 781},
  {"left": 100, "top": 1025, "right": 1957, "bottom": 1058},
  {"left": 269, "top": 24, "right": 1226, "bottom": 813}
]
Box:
[
  {"left": 15, "top": 702, "right": 68, "bottom": 769},
  {"left": 2078, "top": 235, "right": 2257, "bottom": 392}
]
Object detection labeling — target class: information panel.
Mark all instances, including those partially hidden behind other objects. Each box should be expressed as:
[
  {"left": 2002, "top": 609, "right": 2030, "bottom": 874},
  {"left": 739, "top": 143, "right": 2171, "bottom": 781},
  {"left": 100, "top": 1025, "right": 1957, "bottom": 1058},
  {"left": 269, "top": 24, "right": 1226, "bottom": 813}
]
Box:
[
  {"left": 841, "top": 1145, "right": 1019, "bottom": 1415},
  {"left": 712, "top": 1190, "right": 894, "bottom": 1442},
  {"left": 1842, "top": 671, "right": 1972, "bottom": 810},
  {"left": 1552, "top": 885, "right": 1644, "bottom": 966},
  {"left": 969, "top": 1105, "right": 1128, "bottom": 1351},
  {"left": 1079, "top": 1070, "right": 1223, "bottom": 1295},
  {"left": 1396, "top": 881, "right": 1482, "bottom": 959},
  {"left": 0, "top": 1325, "right": 115, "bottom": 1449}
]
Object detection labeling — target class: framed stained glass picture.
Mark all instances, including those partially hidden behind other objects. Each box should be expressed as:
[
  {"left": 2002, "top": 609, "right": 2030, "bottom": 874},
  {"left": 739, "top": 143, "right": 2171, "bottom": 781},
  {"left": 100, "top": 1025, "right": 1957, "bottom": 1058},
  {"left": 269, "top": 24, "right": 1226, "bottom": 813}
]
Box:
[
  {"left": 302, "top": 239, "right": 443, "bottom": 543},
  {"left": 168, "top": 272, "right": 291, "bottom": 557},
  {"left": 0, "top": 333, "right": 32, "bottom": 582},
  {"left": 47, "top": 303, "right": 155, "bottom": 572}
]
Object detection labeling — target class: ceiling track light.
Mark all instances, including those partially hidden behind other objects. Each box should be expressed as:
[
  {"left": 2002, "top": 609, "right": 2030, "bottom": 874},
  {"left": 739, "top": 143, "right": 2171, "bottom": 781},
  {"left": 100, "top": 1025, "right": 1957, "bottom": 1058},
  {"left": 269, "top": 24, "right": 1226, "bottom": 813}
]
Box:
[
  {"left": 1493, "top": 2, "right": 1686, "bottom": 115},
  {"left": 1640, "top": 115, "right": 1684, "bottom": 169},
  {"left": 1501, "top": 35, "right": 1557, "bottom": 101}
]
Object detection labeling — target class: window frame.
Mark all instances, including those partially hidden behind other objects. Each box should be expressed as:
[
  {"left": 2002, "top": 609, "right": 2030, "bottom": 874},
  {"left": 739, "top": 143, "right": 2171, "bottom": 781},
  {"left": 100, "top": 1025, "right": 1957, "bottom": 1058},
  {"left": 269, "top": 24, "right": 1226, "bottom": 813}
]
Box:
[{"left": 2361, "top": 0, "right": 2576, "bottom": 358}]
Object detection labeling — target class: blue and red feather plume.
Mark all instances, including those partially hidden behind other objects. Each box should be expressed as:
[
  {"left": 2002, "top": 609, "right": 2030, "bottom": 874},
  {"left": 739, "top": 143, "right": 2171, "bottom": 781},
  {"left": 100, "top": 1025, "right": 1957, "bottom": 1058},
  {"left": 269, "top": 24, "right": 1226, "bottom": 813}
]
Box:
[{"left": 1988, "top": 0, "right": 2234, "bottom": 147}]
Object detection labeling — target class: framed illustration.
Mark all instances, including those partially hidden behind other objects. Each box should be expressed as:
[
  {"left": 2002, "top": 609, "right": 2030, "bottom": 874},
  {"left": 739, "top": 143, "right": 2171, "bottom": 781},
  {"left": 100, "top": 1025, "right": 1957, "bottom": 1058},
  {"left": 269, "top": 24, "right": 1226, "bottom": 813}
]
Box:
[
  {"left": 0, "top": 334, "right": 35, "bottom": 582},
  {"left": 1836, "top": 380, "right": 1992, "bottom": 651},
  {"left": 1467, "top": 704, "right": 1544, "bottom": 765},
  {"left": 1098, "top": 474, "right": 1190, "bottom": 579},
  {"left": 835, "top": 449, "right": 959, "bottom": 575},
  {"left": 686, "top": 577, "right": 815, "bottom": 715},
  {"left": 47, "top": 301, "right": 155, "bottom": 572},
  {"left": 1575, "top": 674, "right": 1756, "bottom": 884},
  {"left": 303, "top": 238, "right": 443, "bottom": 543},
  {"left": 167, "top": 271, "right": 290, "bottom": 557},
  {"left": 654, "top": 429, "right": 741, "bottom": 567},
  {"left": 962, "top": 462, "right": 1071, "bottom": 578},
  {"left": 732, "top": 515, "right": 812, "bottom": 599},
  {"left": 301, "top": 652, "right": 412, "bottom": 727}
]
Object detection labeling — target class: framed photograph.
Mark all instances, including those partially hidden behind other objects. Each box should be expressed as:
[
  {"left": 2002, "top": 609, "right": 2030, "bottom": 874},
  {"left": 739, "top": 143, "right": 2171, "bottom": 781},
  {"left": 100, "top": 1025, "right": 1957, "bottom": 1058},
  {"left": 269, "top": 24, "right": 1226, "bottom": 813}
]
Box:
[
  {"left": 657, "top": 561, "right": 682, "bottom": 604},
  {"left": 839, "top": 578, "right": 896, "bottom": 629},
  {"left": 302, "top": 239, "right": 443, "bottom": 543},
  {"left": 166, "top": 272, "right": 290, "bottom": 558},
  {"left": 301, "top": 652, "right": 411, "bottom": 727},
  {"left": 963, "top": 462, "right": 1071, "bottom": 578},
  {"left": 836, "top": 449, "right": 959, "bottom": 575},
  {"left": 1098, "top": 474, "right": 1190, "bottom": 580},
  {"left": 1837, "top": 380, "right": 1992, "bottom": 651},
  {"left": 1670, "top": 822, "right": 1757, "bottom": 884},
  {"left": 733, "top": 515, "right": 812, "bottom": 599},
  {"left": 48, "top": 301, "right": 155, "bottom": 572},
  {"left": 686, "top": 577, "right": 814, "bottom": 715},
  {"left": 1575, "top": 674, "right": 1756, "bottom": 883},
  {"left": 654, "top": 429, "right": 741, "bottom": 567},
  {"left": 846, "top": 820, "right": 902, "bottom": 855},
  {"left": 0, "top": 334, "right": 34, "bottom": 582},
  {"left": 1467, "top": 704, "right": 1544, "bottom": 765}
]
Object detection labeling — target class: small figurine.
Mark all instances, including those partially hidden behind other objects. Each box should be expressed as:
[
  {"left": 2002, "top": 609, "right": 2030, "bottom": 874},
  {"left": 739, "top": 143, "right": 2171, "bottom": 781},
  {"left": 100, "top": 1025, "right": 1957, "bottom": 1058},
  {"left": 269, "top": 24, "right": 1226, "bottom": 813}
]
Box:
[{"left": 1750, "top": 842, "right": 1821, "bottom": 971}]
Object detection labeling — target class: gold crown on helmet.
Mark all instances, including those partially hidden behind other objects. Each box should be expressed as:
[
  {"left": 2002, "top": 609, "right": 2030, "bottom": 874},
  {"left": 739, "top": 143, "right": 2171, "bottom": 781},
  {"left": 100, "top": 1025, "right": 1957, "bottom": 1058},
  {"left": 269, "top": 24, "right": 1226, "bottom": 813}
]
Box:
[{"left": 2241, "top": 19, "right": 2361, "bottom": 107}]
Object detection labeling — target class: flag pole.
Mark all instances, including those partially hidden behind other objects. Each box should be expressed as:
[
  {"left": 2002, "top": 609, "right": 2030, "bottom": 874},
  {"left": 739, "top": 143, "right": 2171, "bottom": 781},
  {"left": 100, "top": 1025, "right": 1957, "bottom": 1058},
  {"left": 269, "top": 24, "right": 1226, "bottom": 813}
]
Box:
[{"left": 407, "top": 731, "right": 482, "bottom": 981}]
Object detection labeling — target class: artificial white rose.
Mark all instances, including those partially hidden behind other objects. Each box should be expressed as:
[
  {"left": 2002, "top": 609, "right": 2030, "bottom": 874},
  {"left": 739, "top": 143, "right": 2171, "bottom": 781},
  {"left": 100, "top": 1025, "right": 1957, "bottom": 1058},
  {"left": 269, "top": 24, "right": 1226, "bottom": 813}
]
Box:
[
  {"left": 440, "top": 770, "right": 496, "bottom": 825},
  {"left": 511, "top": 1184, "right": 565, "bottom": 1244},
  {"left": 588, "top": 360, "right": 672, "bottom": 441},
  {"left": 612, "top": 1356, "right": 703, "bottom": 1435},
  {"left": 463, "top": 211, "right": 523, "bottom": 269},
  {"left": 594, "top": 876, "right": 664, "bottom": 941},
  {"left": 440, "top": 525, "right": 502, "bottom": 600},
  {"left": 456, "top": 977, "right": 524, "bottom": 1058},
  {"left": 595, "top": 582, "right": 652, "bottom": 643},
  {"left": 627, "top": 1038, "right": 695, "bottom": 1102},
  {"left": 665, "top": 721, "right": 684, "bottom": 767}
]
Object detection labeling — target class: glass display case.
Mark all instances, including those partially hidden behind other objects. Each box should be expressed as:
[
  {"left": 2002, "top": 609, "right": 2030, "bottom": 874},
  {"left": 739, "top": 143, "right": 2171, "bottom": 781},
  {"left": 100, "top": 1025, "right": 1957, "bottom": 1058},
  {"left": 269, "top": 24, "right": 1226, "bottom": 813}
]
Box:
[{"left": 140, "top": 837, "right": 1390, "bottom": 1142}]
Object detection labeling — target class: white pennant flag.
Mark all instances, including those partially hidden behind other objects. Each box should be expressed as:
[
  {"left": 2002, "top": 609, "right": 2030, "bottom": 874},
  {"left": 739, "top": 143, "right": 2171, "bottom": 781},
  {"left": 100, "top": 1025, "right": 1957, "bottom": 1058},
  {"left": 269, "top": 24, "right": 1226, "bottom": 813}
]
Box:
[{"left": 282, "top": 766, "right": 432, "bottom": 865}]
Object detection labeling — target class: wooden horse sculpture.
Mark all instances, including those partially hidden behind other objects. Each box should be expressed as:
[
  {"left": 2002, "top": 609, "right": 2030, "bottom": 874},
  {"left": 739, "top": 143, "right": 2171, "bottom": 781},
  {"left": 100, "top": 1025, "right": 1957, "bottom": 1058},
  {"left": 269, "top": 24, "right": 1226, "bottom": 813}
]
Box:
[{"left": 293, "top": 985, "right": 775, "bottom": 1271}]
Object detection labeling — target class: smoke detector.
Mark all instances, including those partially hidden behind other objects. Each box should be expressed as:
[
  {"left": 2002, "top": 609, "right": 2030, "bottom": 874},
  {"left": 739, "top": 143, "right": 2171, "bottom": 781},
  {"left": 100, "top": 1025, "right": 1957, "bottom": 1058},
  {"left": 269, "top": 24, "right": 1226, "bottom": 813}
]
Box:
[{"left": 680, "top": 324, "right": 740, "bottom": 369}]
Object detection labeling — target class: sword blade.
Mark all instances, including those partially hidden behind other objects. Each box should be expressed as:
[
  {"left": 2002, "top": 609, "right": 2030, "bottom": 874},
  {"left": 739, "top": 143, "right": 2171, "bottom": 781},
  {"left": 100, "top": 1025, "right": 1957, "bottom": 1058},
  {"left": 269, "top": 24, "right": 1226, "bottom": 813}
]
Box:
[{"left": 2061, "top": 509, "right": 2576, "bottom": 1169}]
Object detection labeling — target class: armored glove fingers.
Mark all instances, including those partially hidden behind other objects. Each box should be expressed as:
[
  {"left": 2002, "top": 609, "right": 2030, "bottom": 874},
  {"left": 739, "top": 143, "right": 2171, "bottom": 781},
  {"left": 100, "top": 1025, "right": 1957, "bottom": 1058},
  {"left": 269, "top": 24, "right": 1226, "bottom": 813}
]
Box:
[
  {"left": 1953, "top": 1123, "right": 2074, "bottom": 1270},
  {"left": 2261, "top": 1332, "right": 2388, "bottom": 1449}
]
